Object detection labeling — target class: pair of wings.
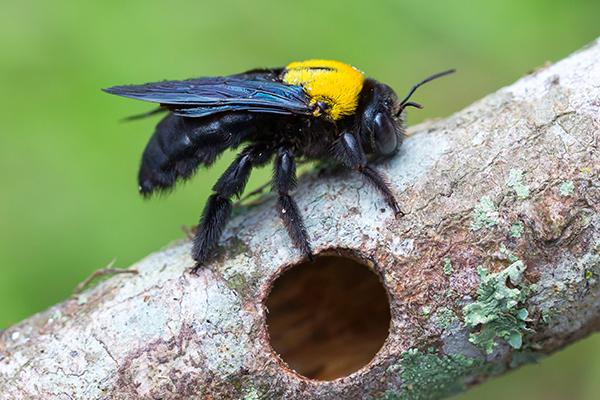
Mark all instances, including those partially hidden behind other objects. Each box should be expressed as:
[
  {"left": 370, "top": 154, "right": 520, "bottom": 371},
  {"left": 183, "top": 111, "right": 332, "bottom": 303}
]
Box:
[{"left": 103, "top": 69, "right": 315, "bottom": 119}]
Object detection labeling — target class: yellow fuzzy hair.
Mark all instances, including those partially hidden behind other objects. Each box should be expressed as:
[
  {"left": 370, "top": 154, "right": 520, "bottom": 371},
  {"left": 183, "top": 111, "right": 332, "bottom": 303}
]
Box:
[{"left": 283, "top": 59, "right": 364, "bottom": 120}]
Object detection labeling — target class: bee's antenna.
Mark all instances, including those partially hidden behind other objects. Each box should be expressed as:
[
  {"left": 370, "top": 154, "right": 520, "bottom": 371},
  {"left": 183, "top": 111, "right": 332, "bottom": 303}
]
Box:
[{"left": 397, "top": 69, "right": 455, "bottom": 115}]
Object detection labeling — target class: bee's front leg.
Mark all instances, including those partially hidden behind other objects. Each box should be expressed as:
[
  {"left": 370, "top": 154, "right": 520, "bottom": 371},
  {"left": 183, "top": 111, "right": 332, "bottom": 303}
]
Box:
[{"left": 333, "top": 132, "right": 403, "bottom": 218}]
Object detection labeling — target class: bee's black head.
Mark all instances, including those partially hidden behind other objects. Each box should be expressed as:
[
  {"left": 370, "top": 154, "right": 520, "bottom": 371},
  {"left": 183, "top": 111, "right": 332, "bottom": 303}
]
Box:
[
  {"left": 357, "top": 69, "right": 455, "bottom": 157},
  {"left": 356, "top": 79, "right": 404, "bottom": 157}
]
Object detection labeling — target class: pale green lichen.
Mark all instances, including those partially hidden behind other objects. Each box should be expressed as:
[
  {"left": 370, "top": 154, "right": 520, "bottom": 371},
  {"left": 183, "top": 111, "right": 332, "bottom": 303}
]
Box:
[
  {"left": 470, "top": 196, "right": 500, "bottom": 231},
  {"left": 219, "top": 241, "right": 262, "bottom": 295},
  {"left": 585, "top": 270, "right": 594, "bottom": 280},
  {"left": 506, "top": 169, "right": 530, "bottom": 199},
  {"left": 432, "top": 307, "right": 458, "bottom": 330},
  {"left": 76, "top": 292, "right": 90, "bottom": 305},
  {"left": 580, "top": 166, "right": 593, "bottom": 175},
  {"left": 421, "top": 306, "right": 431, "bottom": 316},
  {"left": 443, "top": 258, "right": 453, "bottom": 276},
  {"left": 499, "top": 243, "right": 520, "bottom": 263},
  {"left": 445, "top": 288, "right": 457, "bottom": 299},
  {"left": 559, "top": 180, "right": 575, "bottom": 196},
  {"left": 224, "top": 273, "right": 249, "bottom": 293},
  {"left": 582, "top": 241, "right": 599, "bottom": 286},
  {"left": 380, "top": 349, "right": 493, "bottom": 400},
  {"left": 243, "top": 387, "right": 261, "bottom": 400},
  {"left": 541, "top": 308, "right": 557, "bottom": 325},
  {"left": 463, "top": 262, "right": 532, "bottom": 354},
  {"left": 510, "top": 222, "right": 524, "bottom": 238}
]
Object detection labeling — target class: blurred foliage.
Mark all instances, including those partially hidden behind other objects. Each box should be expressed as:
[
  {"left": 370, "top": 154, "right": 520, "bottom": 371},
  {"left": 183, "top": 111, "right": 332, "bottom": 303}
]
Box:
[{"left": 0, "top": 1, "right": 598, "bottom": 398}]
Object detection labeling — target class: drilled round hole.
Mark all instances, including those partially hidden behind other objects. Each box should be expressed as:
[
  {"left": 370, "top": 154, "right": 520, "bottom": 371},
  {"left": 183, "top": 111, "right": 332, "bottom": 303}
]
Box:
[{"left": 265, "top": 254, "right": 391, "bottom": 381}]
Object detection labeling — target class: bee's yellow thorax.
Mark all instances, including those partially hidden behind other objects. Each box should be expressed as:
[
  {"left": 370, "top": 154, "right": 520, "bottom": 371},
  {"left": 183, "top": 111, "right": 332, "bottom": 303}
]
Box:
[{"left": 282, "top": 59, "right": 364, "bottom": 120}]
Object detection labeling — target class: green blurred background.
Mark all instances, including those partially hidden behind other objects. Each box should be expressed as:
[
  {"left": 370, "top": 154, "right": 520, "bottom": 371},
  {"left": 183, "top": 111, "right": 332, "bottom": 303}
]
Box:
[{"left": 0, "top": 1, "right": 598, "bottom": 398}]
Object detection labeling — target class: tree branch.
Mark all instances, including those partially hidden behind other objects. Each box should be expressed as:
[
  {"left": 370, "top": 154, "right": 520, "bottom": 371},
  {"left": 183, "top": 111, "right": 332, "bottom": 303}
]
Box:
[{"left": 1, "top": 39, "right": 599, "bottom": 400}]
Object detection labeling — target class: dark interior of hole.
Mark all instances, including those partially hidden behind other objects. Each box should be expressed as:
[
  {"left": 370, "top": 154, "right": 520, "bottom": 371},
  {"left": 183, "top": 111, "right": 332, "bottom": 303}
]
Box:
[{"left": 265, "top": 255, "right": 391, "bottom": 381}]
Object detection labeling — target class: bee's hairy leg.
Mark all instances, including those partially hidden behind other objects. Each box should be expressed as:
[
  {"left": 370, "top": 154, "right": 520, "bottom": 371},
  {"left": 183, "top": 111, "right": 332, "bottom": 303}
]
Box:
[
  {"left": 191, "top": 143, "right": 272, "bottom": 273},
  {"left": 334, "top": 132, "right": 403, "bottom": 217},
  {"left": 273, "top": 147, "right": 313, "bottom": 261},
  {"left": 191, "top": 194, "right": 231, "bottom": 273}
]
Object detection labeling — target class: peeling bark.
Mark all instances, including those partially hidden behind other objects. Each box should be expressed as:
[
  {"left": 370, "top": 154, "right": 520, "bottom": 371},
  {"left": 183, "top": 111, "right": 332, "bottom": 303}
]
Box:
[{"left": 1, "top": 39, "right": 599, "bottom": 400}]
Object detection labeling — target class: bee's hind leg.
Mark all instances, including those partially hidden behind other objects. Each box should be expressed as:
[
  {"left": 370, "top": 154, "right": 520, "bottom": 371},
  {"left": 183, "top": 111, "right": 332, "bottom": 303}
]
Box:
[
  {"left": 333, "top": 132, "right": 402, "bottom": 218},
  {"left": 191, "top": 143, "right": 272, "bottom": 273},
  {"left": 273, "top": 148, "right": 313, "bottom": 261}
]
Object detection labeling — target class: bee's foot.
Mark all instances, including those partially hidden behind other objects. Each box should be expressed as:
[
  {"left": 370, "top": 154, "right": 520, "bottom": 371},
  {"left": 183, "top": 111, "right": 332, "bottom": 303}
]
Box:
[
  {"left": 189, "top": 263, "right": 203, "bottom": 276},
  {"left": 394, "top": 208, "right": 405, "bottom": 220}
]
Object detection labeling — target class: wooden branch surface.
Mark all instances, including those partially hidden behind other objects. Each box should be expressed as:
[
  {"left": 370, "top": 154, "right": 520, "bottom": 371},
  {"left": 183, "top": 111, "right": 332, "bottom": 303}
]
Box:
[{"left": 1, "top": 39, "right": 599, "bottom": 400}]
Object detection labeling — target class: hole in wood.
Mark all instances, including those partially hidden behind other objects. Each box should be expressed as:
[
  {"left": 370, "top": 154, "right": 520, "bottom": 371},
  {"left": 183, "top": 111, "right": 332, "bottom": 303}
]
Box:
[{"left": 265, "top": 254, "right": 391, "bottom": 381}]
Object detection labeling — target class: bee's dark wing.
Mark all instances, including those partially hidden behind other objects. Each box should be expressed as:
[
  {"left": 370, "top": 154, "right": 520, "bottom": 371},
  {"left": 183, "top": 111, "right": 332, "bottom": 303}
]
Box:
[{"left": 103, "top": 76, "right": 313, "bottom": 118}]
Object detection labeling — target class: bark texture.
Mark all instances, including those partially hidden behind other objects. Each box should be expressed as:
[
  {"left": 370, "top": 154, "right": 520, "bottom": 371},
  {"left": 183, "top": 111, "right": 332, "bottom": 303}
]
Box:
[{"left": 1, "top": 39, "right": 599, "bottom": 400}]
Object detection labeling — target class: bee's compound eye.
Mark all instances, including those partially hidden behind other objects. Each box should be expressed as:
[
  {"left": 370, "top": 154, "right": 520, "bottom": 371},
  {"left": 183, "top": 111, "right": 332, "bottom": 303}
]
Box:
[{"left": 373, "top": 113, "right": 397, "bottom": 155}]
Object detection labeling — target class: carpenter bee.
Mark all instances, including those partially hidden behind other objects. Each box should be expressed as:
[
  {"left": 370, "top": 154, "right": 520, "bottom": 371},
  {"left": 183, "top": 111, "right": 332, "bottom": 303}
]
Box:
[{"left": 104, "top": 60, "right": 454, "bottom": 271}]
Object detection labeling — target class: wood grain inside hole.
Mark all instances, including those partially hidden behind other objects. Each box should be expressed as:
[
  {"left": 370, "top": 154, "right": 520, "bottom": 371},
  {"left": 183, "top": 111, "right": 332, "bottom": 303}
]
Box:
[{"left": 265, "top": 255, "right": 391, "bottom": 381}]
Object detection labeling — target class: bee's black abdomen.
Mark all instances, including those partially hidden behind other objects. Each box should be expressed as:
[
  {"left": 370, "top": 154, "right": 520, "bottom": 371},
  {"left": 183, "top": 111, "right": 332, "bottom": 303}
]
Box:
[
  {"left": 138, "top": 131, "right": 175, "bottom": 195},
  {"left": 138, "top": 112, "right": 261, "bottom": 196}
]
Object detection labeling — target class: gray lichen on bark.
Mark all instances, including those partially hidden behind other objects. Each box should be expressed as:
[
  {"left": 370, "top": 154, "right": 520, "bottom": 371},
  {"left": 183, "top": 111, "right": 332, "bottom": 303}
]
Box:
[{"left": 1, "top": 39, "right": 599, "bottom": 400}]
